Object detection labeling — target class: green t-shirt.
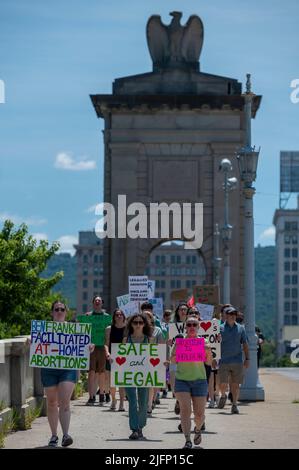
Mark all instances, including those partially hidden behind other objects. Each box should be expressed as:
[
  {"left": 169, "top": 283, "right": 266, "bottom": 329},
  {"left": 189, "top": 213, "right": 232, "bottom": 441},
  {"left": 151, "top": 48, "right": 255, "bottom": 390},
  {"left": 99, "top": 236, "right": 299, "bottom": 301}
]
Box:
[{"left": 77, "top": 311, "right": 111, "bottom": 346}]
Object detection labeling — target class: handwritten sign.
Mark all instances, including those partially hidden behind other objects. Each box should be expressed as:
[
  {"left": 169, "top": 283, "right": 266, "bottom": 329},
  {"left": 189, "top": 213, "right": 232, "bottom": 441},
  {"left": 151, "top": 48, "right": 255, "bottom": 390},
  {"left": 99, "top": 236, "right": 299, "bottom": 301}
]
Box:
[
  {"left": 148, "top": 280, "right": 156, "bottom": 299},
  {"left": 193, "top": 285, "right": 219, "bottom": 306},
  {"left": 29, "top": 320, "right": 91, "bottom": 370},
  {"left": 129, "top": 276, "right": 149, "bottom": 302},
  {"left": 171, "top": 289, "right": 188, "bottom": 304},
  {"left": 111, "top": 343, "right": 166, "bottom": 388},
  {"left": 176, "top": 337, "right": 206, "bottom": 362},
  {"left": 148, "top": 297, "right": 164, "bottom": 319},
  {"left": 77, "top": 314, "right": 112, "bottom": 346},
  {"left": 196, "top": 303, "right": 214, "bottom": 321},
  {"left": 168, "top": 320, "right": 221, "bottom": 360},
  {"left": 117, "top": 294, "right": 139, "bottom": 317}
]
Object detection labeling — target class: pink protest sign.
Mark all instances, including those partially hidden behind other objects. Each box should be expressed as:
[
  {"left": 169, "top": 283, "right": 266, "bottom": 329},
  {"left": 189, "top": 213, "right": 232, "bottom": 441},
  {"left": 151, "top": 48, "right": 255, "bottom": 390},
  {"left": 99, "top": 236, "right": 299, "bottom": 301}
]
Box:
[{"left": 175, "top": 337, "right": 206, "bottom": 362}]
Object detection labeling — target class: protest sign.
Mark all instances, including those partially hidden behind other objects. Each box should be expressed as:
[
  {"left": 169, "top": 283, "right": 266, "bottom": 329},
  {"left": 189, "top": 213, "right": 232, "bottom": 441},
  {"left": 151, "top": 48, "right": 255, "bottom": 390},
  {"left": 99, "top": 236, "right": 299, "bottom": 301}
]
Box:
[
  {"left": 148, "top": 280, "right": 155, "bottom": 299},
  {"left": 29, "top": 320, "right": 91, "bottom": 370},
  {"left": 77, "top": 314, "right": 112, "bottom": 346},
  {"left": 129, "top": 276, "right": 149, "bottom": 302},
  {"left": 176, "top": 337, "right": 206, "bottom": 362},
  {"left": 168, "top": 320, "right": 221, "bottom": 360},
  {"left": 193, "top": 285, "right": 219, "bottom": 306},
  {"left": 149, "top": 297, "right": 164, "bottom": 319},
  {"left": 117, "top": 294, "right": 139, "bottom": 317},
  {"left": 171, "top": 289, "right": 189, "bottom": 304},
  {"left": 111, "top": 343, "right": 166, "bottom": 388},
  {"left": 196, "top": 303, "right": 214, "bottom": 320}
]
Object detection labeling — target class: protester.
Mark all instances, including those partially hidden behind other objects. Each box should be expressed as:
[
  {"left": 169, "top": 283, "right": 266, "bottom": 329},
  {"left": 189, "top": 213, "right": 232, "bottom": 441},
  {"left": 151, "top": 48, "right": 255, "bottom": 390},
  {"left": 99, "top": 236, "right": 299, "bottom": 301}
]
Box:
[
  {"left": 85, "top": 295, "right": 111, "bottom": 406},
  {"left": 121, "top": 313, "right": 153, "bottom": 440},
  {"left": 255, "top": 326, "right": 265, "bottom": 368},
  {"left": 40, "top": 301, "right": 93, "bottom": 448},
  {"left": 163, "top": 309, "right": 173, "bottom": 324},
  {"left": 162, "top": 309, "right": 173, "bottom": 397},
  {"left": 187, "top": 306, "right": 201, "bottom": 320},
  {"left": 105, "top": 309, "right": 126, "bottom": 411},
  {"left": 220, "top": 304, "right": 233, "bottom": 324},
  {"left": 218, "top": 307, "right": 250, "bottom": 414},
  {"left": 169, "top": 316, "right": 212, "bottom": 449},
  {"left": 171, "top": 303, "right": 189, "bottom": 414}
]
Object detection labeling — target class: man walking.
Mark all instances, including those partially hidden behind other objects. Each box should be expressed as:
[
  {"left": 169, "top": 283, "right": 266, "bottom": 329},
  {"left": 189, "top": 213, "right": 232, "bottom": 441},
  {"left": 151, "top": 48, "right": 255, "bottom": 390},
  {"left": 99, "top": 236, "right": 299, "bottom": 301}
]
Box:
[{"left": 218, "top": 307, "right": 250, "bottom": 414}]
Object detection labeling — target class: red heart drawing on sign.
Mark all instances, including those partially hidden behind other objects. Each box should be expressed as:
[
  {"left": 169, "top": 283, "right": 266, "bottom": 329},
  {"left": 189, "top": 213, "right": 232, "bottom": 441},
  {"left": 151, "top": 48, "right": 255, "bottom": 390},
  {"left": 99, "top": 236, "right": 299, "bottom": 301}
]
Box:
[
  {"left": 150, "top": 358, "right": 160, "bottom": 367},
  {"left": 116, "top": 357, "right": 126, "bottom": 366},
  {"left": 200, "top": 322, "right": 212, "bottom": 332}
]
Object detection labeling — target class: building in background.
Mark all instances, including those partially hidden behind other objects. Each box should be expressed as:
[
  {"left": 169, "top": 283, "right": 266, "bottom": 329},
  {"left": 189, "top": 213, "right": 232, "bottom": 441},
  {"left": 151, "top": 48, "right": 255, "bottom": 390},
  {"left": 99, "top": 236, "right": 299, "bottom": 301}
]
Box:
[
  {"left": 145, "top": 242, "right": 206, "bottom": 308},
  {"left": 74, "top": 231, "right": 104, "bottom": 314}
]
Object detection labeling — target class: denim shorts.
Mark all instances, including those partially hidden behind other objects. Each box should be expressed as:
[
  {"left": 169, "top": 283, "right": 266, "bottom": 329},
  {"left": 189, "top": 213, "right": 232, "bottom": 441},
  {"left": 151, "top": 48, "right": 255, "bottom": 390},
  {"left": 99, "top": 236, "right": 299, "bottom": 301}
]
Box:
[
  {"left": 175, "top": 378, "right": 208, "bottom": 397},
  {"left": 41, "top": 368, "right": 77, "bottom": 388}
]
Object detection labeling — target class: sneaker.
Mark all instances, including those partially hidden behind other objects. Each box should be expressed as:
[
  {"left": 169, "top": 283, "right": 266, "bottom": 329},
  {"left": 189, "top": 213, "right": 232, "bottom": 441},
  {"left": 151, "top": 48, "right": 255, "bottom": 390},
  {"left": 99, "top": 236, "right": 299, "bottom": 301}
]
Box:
[
  {"left": 99, "top": 394, "right": 105, "bottom": 406},
  {"left": 183, "top": 440, "right": 193, "bottom": 449},
  {"left": 231, "top": 404, "right": 239, "bottom": 414},
  {"left": 218, "top": 395, "right": 227, "bottom": 409},
  {"left": 208, "top": 400, "right": 215, "bottom": 409},
  {"left": 129, "top": 431, "right": 139, "bottom": 440},
  {"left": 86, "top": 396, "right": 95, "bottom": 406},
  {"left": 138, "top": 429, "right": 145, "bottom": 440},
  {"left": 162, "top": 390, "right": 168, "bottom": 399},
  {"left": 178, "top": 423, "right": 182, "bottom": 432},
  {"left": 147, "top": 405, "right": 152, "bottom": 415},
  {"left": 105, "top": 393, "right": 111, "bottom": 403},
  {"left": 155, "top": 397, "right": 161, "bottom": 405},
  {"left": 118, "top": 403, "right": 125, "bottom": 412},
  {"left": 194, "top": 427, "right": 202, "bottom": 446},
  {"left": 61, "top": 434, "right": 73, "bottom": 447},
  {"left": 48, "top": 435, "right": 58, "bottom": 448},
  {"left": 200, "top": 422, "right": 206, "bottom": 431},
  {"left": 174, "top": 400, "right": 180, "bottom": 415}
]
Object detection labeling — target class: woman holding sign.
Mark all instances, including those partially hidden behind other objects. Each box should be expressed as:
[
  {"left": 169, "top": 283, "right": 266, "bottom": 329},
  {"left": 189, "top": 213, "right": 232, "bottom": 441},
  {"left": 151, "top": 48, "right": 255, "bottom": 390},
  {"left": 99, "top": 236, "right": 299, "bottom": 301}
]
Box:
[
  {"left": 171, "top": 303, "right": 189, "bottom": 415},
  {"left": 122, "top": 313, "right": 153, "bottom": 441},
  {"left": 170, "top": 316, "right": 212, "bottom": 449}
]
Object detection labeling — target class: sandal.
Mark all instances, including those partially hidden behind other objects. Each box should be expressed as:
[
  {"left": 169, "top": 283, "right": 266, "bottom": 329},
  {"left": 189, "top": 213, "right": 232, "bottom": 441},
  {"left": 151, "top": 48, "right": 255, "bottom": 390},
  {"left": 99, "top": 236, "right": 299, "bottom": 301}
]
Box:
[
  {"left": 110, "top": 400, "right": 117, "bottom": 411},
  {"left": 183, "top": 440, "right": 193, "bottom": 449},
  {"left": 194, "top": 427, "right": 202, "bottom": 446}
]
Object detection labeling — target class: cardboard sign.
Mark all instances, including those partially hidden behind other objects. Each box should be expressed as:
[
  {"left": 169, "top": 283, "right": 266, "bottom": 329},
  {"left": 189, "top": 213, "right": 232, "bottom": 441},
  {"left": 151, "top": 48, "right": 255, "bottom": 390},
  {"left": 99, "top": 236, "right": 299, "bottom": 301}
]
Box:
[
  {"left": 193, "top": 285, "right": 219, "bottom": 306},
  {"left": 148, "top": 298, "right": 164, "bottom": 319},
  {"left": 148, "top": 280, "right": 156, "bottom": 299},
  {"left": 171, "top": 289, "right": 189, "bottom": 303},
  {"left": 168, "top": 320, "right": 221, "bottom": 360},
  {"left": 176, "top": 337, "right": 206, "bottom": 362},
  {"left": 77, "top": 314, "right": 112, "bottom": 346},
  {"left": 111, "top": 343, "right": 166, "bottom": 388},
  {"left": 29, "top": 320, "right": 91, "bottom": 370},
  {"left": 129, "top": 276, "right": 149, "bottom": 302},
  {"left": 117, "top": 294, "right": 139, "bottom": 317},
  {"left": 196, "top": 303, "right": 214, "bottom": 321}
]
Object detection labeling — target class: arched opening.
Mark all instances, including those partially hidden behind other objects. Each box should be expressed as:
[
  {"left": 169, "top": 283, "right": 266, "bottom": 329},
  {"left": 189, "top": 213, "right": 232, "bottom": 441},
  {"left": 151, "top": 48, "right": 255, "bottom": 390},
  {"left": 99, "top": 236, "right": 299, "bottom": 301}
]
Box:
[{"left": 144, "top": 239, "right": 207, "bottom": 309}]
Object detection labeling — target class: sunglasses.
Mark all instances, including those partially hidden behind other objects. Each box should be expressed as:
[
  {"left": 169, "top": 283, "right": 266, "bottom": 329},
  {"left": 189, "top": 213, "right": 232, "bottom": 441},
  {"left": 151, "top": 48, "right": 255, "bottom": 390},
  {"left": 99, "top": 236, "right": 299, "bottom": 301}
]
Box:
[
  {"left": 132, "top": 321, "right": 144, "bottom": 325},
  {"left": 179, "top": 308, "right": 188, "bottom": 311},
  {"left": 186, "top": 323, "right": 198, "bottom": 327},
  {"left": 115, "top": 313, "right": 124, "bottom": 317},
  {"left": 54, "top": 307, "right": 65, "bottom": 312}
]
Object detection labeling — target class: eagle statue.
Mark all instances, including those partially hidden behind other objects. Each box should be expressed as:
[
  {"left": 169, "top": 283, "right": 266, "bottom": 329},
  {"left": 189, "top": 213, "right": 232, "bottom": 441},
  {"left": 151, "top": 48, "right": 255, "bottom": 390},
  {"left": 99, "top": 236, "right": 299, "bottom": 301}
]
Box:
[{"left": 146, "top": 12, "right": 204, "bottom": 71}]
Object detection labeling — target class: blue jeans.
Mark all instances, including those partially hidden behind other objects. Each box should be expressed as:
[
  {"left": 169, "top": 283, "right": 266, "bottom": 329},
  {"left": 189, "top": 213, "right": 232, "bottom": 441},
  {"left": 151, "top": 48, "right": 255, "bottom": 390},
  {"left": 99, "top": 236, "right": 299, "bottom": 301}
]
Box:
[{"left": 125, "top": 387, "right": 149, "bottom": 432}]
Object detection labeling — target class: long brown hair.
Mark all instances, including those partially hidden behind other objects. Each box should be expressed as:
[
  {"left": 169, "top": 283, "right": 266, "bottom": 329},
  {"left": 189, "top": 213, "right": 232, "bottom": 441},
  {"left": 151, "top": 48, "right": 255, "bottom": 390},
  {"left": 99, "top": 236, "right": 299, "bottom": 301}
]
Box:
[{"left": 126, "top": 313, "right": 152, "bottom": 338}]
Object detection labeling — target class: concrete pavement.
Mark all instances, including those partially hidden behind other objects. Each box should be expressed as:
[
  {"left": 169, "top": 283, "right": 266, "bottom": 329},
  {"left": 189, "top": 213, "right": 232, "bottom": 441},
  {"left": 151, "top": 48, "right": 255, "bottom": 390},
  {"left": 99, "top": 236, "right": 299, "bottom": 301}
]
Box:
[{"left": 3, "top": 368, "right": 299, "bottom": 449}]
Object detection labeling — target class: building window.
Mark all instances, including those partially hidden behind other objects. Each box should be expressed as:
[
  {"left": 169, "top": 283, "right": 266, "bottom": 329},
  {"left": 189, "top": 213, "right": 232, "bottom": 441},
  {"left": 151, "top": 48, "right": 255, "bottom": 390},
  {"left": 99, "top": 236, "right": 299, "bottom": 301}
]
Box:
[
  {"left": 94, "top": 268, "right": 99, "bottom": 276},
  {"left": 171, "top": 268, "right": 176, "bottom": 276},
  {"left": 292, "top": 262, "right": 298, "bottom": 271},
  {"left": 186, "top": 256, "right": 191, "bottom": 264},
  {"left": 284, "top": 275, "right": 290, "bottom": 285},
  {"left": 292, "top": 222, "right": 298, "bottom": 231},
  {"left": 99, "top": 279, "right": 103, "bottom": 285},
  {"left": 83, "top": 292, "right": 88, "bottom": 301},
  {"left": 284, "top": 302, "right": 290, "bottom": 312},
  {"left": 171, "top": 280, "right": 176, "bottom": 289},
  {"left": 192, "top": 256, "right": 197, "bottom": 264},
  {"left": 177, "top": 255, "right": 181, "bottom": 264},
  {"left": 292, "top": 235, "right": 298, "bottom": 244},
  {"left": 83, "top": 279, "right": 88, "bottom": 288},
  {"left": 83, "top": 254, "right": 88, "bottom": 263},
  {"left": 292, "top": 248, "right": 298, "bottom": 258},
  {"left": 292, "top": 302, "right": 298, "bottom": 312},
  {"left": 83, "top": 268, "right": 88, "bottom": 276},
  {"left": 155, "top": 255, "right": 160, "bottom": 264},
  {"left": 285, "top": 222, "right": 291, "bottom": 231},
  {"left": 192, "top": 280, "right": 196, "bottom": 286},
  {"left": 82, "top": 304, "right": 88, "bottom": 313},
  {"left": 161, "top": 280, "right": 166, "bottom": 289},
  {"left": 161, "top": 255, "right": 166, "bottom": 264},
  {"left": 285, "top": 262, "right": 290, "bottom": 271},
  {"left": 285, "top": 235, "right": 290, "bottom": 244},
  {"left": 176, "top": 268, "right": 181, "bottom": 276},
  {"left": 94, "top": 280, "right": 98, "bottom": 288},
  {"left": 292, "top": 275, "right": 298, "bottom": 285},
  {"left": 186, "top": 280, "right": 191, "bottom": 288},
  {"left": 292, "top": 288, "right": 298, "bottom": 298},
  {"left": 94, "top": 255, "right": 98, "bottom": 263},
  {"left": 156, "top": 280, "right": 160, "bottom": 289},
  {"left": 100, "top": 255, "right": 103, "bottom": 263},
  {"left": 292, "top": 315, "right": 298, "bottom": 325},
  {"left": 176, "top": 280, "right": 181, "bottom": 288},
  {"left": 284, "top": 315, "right": 290, "bottom": 325},
  {"left": 284, "top": 288, "right": 290, "bottom": 298}
]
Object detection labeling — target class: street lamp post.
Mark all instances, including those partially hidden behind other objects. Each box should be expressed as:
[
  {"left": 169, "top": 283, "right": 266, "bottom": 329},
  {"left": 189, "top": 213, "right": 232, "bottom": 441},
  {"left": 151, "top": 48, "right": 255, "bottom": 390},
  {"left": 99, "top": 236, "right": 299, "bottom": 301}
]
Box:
[
  {"left": 237, "top": 74, "right": 265, "bottom": 401},
  {"left": 219, "top": 159, "right": 237, "bottom": 304},
  {"left": 213, "top": 223, "right": 222, "bottom": 287}
]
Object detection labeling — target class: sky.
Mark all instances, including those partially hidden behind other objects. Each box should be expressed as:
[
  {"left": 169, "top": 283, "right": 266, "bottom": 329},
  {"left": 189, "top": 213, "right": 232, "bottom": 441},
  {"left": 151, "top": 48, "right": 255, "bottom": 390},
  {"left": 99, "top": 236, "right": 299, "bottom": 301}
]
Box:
[{"left": 0, "top": 0, "right": 298, "bottom": 254}]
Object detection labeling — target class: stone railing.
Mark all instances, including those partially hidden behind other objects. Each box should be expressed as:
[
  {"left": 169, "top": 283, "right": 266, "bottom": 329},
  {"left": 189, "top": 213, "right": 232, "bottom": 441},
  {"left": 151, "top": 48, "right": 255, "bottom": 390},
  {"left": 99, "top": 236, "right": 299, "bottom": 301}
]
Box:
[{"left": 0, "top": 336, "right": 46, "bottom": 431}]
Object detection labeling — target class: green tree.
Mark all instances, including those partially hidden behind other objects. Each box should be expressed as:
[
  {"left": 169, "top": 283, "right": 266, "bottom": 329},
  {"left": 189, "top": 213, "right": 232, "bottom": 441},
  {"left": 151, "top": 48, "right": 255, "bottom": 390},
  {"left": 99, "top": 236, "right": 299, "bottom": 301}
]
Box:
[{"left": 0, "top": 221, "right": 63, "bottom": 338}]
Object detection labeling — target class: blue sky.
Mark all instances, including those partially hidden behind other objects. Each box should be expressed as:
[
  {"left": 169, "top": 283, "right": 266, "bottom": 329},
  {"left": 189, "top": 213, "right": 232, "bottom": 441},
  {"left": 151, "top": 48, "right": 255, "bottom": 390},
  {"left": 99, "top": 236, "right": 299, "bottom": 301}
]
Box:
[{"left": 0, "top": 0, "right": 298, "bottom": 254}]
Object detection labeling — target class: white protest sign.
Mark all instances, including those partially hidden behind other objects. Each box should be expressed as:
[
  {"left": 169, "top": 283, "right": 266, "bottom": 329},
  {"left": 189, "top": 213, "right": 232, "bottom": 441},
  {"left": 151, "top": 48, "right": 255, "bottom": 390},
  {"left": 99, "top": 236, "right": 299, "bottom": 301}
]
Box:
[
  {"left": 117, "top": 294, "right": 139, "bottom": 317},
  {"left": 168, "top": 320, "right": 221, "bottom": 360},
  {"left": 149, "top": 297, "right": 164, "bottom": 320},
  {"left": 196, "top": 303, "right": 214, "bottom": 321},
  {"left": 148, "top": 280, "right": 155, "bottom": 299},
  {"left": 111, "top": 343, "right": 166, "bottom": 388},
  {"left": 29, "top": 320, "right": 91, "bottom": 370},
  {"left": 129, "top": 276, "right": 149, "bottom": 302}
]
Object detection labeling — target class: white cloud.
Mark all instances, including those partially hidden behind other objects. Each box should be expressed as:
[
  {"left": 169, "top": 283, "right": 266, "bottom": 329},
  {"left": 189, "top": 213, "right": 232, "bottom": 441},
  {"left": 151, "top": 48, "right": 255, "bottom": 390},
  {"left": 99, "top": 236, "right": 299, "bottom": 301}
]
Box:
[
  {"left": 259, "top": 226, "right": 276, "bottom": 244},
  {"left": 32, "top": 233, "right": 48, "bottom": 243},
  {"left": 0, "top": 212, "right": 47, "bottom": 226},
  {"left": 55, "top": 235, "right": 78, "bottom": 255},
  {"left": 55, "top": 152, "right": 96, "bottom": 171},
  {"left": 86, "top": 204, "right": 98, "bottom": 213}
]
